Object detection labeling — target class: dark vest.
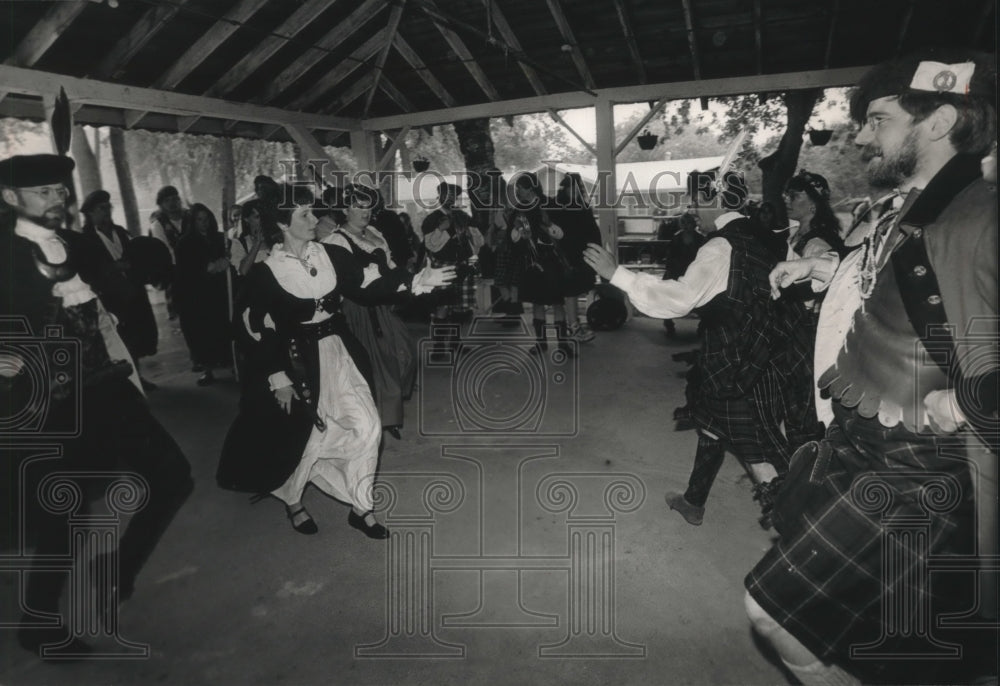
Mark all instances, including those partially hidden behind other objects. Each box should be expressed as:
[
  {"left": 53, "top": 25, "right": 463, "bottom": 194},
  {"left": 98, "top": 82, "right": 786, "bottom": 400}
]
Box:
[{"left": 694, "top": 220, "right": 780, "bottom": 399}]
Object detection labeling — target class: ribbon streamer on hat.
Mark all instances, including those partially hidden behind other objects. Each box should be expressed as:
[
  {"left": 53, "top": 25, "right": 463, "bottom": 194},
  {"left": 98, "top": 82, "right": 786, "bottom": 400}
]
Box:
[{"left": 909, "top": 61, "right": 975, "bottom": 94}]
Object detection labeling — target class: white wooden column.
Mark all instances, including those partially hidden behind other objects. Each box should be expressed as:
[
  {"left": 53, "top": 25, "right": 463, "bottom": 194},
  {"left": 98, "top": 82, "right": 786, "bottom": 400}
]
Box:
[{"left": 594, "top": 97, "right": 617, "bottom": 255}]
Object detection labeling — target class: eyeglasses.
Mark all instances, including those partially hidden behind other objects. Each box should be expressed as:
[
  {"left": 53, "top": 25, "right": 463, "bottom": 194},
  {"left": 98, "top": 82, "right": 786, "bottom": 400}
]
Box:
[{"left": 21, "top": 186, "right": 69, "bottom": 201}]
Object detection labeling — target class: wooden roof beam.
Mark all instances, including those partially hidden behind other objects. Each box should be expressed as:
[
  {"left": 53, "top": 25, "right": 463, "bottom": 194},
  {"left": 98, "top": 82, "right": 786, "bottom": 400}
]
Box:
[
  {"left": 613, "top": 0, "right": 647, "bottom": 85},
  {"left": 823, "top": 0, "right": 840, "bottom": 69},
  {"left": 0, "top": 64, "right": 358, "bottom": 131},
  {"left": 544, "top": 0, "right": 597, "bottom": 90},
  {"left": 392, "top": 35, "right": 456, "bottom": 107},
  {"left": 362, "top": 66, "right": 870, "bottom": 130},
  {"left": 482, "top": 0, "right": 547, "bottom": 95},
  {"left": 680, "top": 0, "right": 702, "bottom": 81},
  {"left": 419, "top": 0, "right": 501, "bottom": 101},
  {"left": 258, "top": 0, "right": 383, "bottom": 105},
  {"left": 379, "top": 76, "right": 416, "bottom": 113},
  {"left": 92, "top": 0, "right": 191, "bottom": 79},
  {"left": 325, "top": 73, "right": 378, "bottom": 115},
  {"left": 285, "top": 28, "right": 389, "bottom": 111},
  {"left": 155, "top": 0, "right": 269, "bottom": 90},
  {"left": 363, "top": 1, "right": 407, "bottom": 118},
  {"left": 752, "top": 0, "right": 763, "bottom": 74},
  {"left": 206, "top": 0, "right": 341, "bottom": 97},
  {"left": 4, "top": 1, "right": 88, "bottom": 68}
]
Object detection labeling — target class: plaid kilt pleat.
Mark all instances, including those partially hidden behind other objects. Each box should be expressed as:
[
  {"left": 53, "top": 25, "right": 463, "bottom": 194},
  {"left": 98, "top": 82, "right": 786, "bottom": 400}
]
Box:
[{"left": 745, "top": 402, "right": 976, "bottom": 672}]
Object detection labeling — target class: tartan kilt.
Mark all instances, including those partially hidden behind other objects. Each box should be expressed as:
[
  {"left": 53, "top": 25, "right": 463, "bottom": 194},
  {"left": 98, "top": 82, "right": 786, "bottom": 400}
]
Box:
[
  {"left": 745, "top": 402, "right": 977, "bottom": 676},
  {"left": 692, "top": 366, "right": 791, "bottom": 468}
]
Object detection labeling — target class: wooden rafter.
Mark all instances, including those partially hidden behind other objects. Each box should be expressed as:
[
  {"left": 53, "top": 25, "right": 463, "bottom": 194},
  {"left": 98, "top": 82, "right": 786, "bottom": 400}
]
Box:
[
  {"left": 482, "top": 0, "right": 547, "bottom": 95},
  {"left": 752, "top": 0, "right": 763, "bottom": 75},
  {"left": 419, "top": 0, "right": 501, "bottom": 101},
  {"left": 612, "top": 0, "right": 647, "bottom": 85},
  {"left": 176, "top": 115, "right": 201, "bottom": 133},
  {"left": 379, "top": 77, "right": 416, "bottom": 113},
  {"left": 92, "top": 0, "right": 192, "bottom": 79},
  {"left": 207, "top": 0, "right": 340, "bottom": 97},
  {"left": 680, "top": 0, "right": 702, "bottom": 80},
  {"left": 325, "top": 73, "right": 378, "bottom": 115},
  {"left": 4, "top": 1, "right": 88, "bottom": 68},
  {"left": 285, "top": 28, "right": 388, "bottom": 111},
  {"left": 363, "top": 1, "right": 407, "bottom": 117},
  {"left": 823, "top": 0, "right": 841, "bottom": 69},
  {"left": 257, "top": 0, "right": 384, "bottom": 105},
  {"left": 393, "top": 35, "right": 456, "bottom": 107},
  {"left": 155, "top": 0, "right": 269, "bottom": 90},
  {"left": 544, "top": 0, "right": 596, "bottom": 90}
]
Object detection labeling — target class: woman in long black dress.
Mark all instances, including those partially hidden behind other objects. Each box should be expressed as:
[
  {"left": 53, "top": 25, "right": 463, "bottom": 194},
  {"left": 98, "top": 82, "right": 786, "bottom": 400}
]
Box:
[
  {"left": 550, "top": 173, "right": 600, "bottom": 343},
  {"left": 507, "top": 172, "right": 573, "bottom": 355},
  {"left": 174, "top": 203, "right": 232, "bottom": 386},
  {"left": 217, "top": 190, "right": 453, "bottom": 536}
]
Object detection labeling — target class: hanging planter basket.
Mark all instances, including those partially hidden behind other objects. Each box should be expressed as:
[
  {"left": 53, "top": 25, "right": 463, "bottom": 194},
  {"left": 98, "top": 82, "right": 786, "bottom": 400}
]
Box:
[
  {"left": 636, "top": 130, "right": 659, "bottom": 150},
  {"left": 808, "top": 129, "right": 833, "bottom": 146},
  {"left": 412, "top": 158, "right": 430, "bottom": 172}
]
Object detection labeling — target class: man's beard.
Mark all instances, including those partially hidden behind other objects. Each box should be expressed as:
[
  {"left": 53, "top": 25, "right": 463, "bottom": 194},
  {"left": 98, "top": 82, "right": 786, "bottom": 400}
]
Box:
[
  {"left": 862, "top": 129, "right": 920, "bottom": 188},
  {"left": 22, "top": 205, "right": 66, "bottom": 231}
]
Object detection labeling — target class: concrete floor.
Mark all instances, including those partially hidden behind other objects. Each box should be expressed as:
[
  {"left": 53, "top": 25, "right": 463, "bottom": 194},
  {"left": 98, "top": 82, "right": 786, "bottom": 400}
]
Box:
[{"left": 2, "top": 305, "right": 803, "bottom": 685}]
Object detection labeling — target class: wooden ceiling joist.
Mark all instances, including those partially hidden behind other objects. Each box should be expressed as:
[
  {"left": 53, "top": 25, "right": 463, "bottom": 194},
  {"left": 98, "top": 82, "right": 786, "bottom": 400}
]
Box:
[
  {"left": 379, "top": 77, "right": 416, "bottom": 113},
  {"left": 419, "top": 0, "right": 501, "bottom": 101},
  {"left": 823, "top": 0, "right": 841, "bottom": 69},
  {"left": 613, "top": 0, "right": 647, "bottom": 85},
  {"left": 482, "top": 0, "right": 548, "bottom": 95},
  {"left": 92, "top": 0, "right": 192, "bottom": 79},
  {"left": 286, "top": 28, "right": 389, "bottom": 111},
  {"left": 392, "top": 34, "right": 456, "bottom": 108},
  {"left": 752, "top": 0, "right": 763, "bottom": 74},
  {"left": 326, "top": 73, "right": 378, "bottom": 115},
  {"left": 0, "top": 64, "right": 357, "bottom": 132},
  {"left": 544, "top": 0, "right": 597, "bottom": 90},
  {"left": 257, "top": 0, "right": 384, "bottom": 105},
  {"left": 4, "top": 1, "right": 88, "bottom": 68},
  {"left": 680, "top": 0, "right": 703, "bottom": 81},
  {"left": 206, "top": 0, "right": 341, "bottom": 97},
  {"left": 363, "top": 1, "right": 407, "bottom": 117}
]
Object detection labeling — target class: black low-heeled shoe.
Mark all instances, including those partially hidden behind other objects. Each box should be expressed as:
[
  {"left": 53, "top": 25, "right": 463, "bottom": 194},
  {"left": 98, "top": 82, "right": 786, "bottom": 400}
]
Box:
[
  {"left": 286, "top": 504, "right": 318, "bottom": 535},
  {"left": 385, "top": 426, "right": 402, "bottom": 440},
  {"left": 348, "top": 510, "right": 389, "bottom": 539}
]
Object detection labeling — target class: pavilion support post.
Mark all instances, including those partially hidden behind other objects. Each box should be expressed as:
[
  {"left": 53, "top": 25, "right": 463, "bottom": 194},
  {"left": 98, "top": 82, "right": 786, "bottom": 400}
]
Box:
[
  {"left": 350, "top": 129, "right": 379, "bottom": 175},
  {"left": 594, "top": 97, "right": 617, "bottom": 256}
]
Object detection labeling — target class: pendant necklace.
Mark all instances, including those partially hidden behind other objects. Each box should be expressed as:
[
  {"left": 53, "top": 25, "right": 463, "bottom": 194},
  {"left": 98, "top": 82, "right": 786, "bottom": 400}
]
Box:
[{"left": 289, "top": 248, "right": 317, "bottom": 276}]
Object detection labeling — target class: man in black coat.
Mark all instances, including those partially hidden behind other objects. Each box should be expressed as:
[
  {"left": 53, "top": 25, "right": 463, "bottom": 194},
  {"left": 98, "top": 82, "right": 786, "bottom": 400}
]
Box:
[
  {"left": 77, "top": 189, "right": 159, "bottom": 391},
  {"left": 0, "top": 155, "right": 193, "bottom": 659}
]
